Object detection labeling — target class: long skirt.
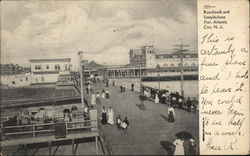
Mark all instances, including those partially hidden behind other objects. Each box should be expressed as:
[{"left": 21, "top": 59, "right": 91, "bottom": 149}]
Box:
[
  {"left": 174, "top": 145, "right": 184, "bottom": 155},
  {"left": 102, "top": 93, "right": 105, "bottom": 98},
  {"left": 107, "top": 113, "right": 114, "bottom": 124},
  {"left": 96, "top": 97, "right": 101, "bottom": 104},
  {"left": 91, "top": 97, "right": 96, "bottom": 105},
  {"left": 155, "top": 95, "right": 159, "bottom": 104},
  {"left": 168, "top": 111, "right": 175, "bottom": 122},
  {"left": 101, "top": 113, "right": 107, "bottom": 125}
]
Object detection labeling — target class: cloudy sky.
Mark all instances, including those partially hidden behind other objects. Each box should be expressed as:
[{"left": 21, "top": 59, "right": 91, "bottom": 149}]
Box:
[{"left": 1, "top": 0, "right": 197, "bottom": 70}]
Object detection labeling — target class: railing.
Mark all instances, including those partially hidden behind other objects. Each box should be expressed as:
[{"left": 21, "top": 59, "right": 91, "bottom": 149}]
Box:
[{"left": 1, "top": 119, "right": 98, "bottom": 140}]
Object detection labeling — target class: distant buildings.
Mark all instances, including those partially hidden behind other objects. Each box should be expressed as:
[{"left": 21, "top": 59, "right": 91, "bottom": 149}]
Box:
[
  {"left": 0, "top": 58, "right": 74, "bottom": 87},
  {"left": 106, "top": 45, "right": 198, "bottom": 80},
  {"left": 29, "top": 58, "right": 72, "bottom": 84},
  {"left": 1, "top": 45, "right": 198, "bottom": 87},
  {"left": 82, "top": 60, "right": 105, "bottom": 79},
  {"left": 0, "top": 64, "right": 30, "bottom": 74},
  {"left": 129, "top": 45, "right": 198, "bottom": 68}
]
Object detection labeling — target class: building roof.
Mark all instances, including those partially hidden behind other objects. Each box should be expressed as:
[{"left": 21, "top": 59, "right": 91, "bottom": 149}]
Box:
[
  {"left": 155, "top": 52, "right": 198, "bottom": 59},
  {"left": 147, "top": 66, "right": 198, "bottom": 72},
  {"left": 83, "top": 61, "right": 103, "bottom": 69},
  {"left": 29, "top": 58, "right": 71, "bottom": 63}
]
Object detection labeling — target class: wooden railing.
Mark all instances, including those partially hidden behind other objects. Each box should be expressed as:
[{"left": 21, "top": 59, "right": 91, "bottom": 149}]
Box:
[{"left": 1, "top": 119, "right": 98, "bottom": 140}]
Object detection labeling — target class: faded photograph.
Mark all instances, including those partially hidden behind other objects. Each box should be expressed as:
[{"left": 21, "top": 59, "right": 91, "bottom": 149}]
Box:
[{"left": 1, "top": 0, "right": 199, "bottom": 155}]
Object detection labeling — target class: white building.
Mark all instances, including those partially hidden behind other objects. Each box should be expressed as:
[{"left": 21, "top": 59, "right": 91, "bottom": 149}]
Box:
[
  {"left": 29, "top": 58, "right": 71, "bottom": 84},
  {"left": 130, "top": 45, "right": 198, "bottom": 69},
  {"left": 0, "top": 73, "right": 31, "bottom": 87}
]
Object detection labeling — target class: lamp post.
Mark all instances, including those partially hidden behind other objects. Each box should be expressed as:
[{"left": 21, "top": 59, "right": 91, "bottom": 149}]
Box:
[
  {"left": 78, "top": 51, "right": 84, "bottom": 108},
  {"left": 156, "top": 64, "right": 160, "bottom": 90}
]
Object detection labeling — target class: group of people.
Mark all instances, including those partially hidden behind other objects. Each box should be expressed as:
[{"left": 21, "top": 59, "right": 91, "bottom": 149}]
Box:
[
  {"left": 101, "top": 106, "right": 114, "bottom": 125},
  {"left": 116, "top": 115, "right": 130, "bottom": 133},
  {"left": 173, "top": 138, "right": 197, "bottom": 155},
  {"left": 90, "top": 89, "right": 110, "bottom": 106},
  {"left": 141, "top": 85, "right": 198, "bottom": 112},
  {"left": 120, "top": 85, "right": 126, "bottom": 93}
]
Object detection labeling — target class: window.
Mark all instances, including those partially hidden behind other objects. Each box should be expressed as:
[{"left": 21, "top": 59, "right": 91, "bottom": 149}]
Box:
[
  {"left": 170, "top": 63, "right": 175, "bottom": 67},
  {"left": 163, "top": 63, "right": 168, "bottom": 67},
  {"left": 191, "top": 63, "right": 196, "bottom": 66},
  {"left": 42, "top": 77, "right": 44, "bottom": 81},
  {"left": 65, "top": 64, "right": 67, "bottom": 69},
  {"left": 26, "top": 77, "right": 28, "bottom": 81},
  {"left": 184, "top": 63, "right": 189, "bottom": 66},
  {"left": 35, "top": 65, "right": 41, "bottom": 70},
  {"left": 46, "top": 65, "right": 49, "bottom": 69},
  {"left": 55, "top": 65, "right": 60, "bottom": 70}
]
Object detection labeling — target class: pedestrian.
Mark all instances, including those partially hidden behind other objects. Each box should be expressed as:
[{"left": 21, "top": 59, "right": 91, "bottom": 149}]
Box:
[
  {"left": 121, "top": 116, "right": 129, "bottom": 134},
  {"left": 88, "top": 84, "right": 91, "bottom": 92},
  {"left": 101, "top": 106, "right": 107, "bottom": 125},
  {"left": 188, "top": 138, "right": 197, "bottom": 155},
  {"left": 123, "top": 86, "right": 126, "bottom": 92},
  {"left": 186, "top": 97, "right": 192, "bottom": 112},
  {"left": 178, "top": 96, "right": 183, "bottom": 109},
  {"left": 116, "top": 114, "right": 122, "bottom": 129},
  {"left": 96, "top": 92, "right": 101, "bottom": 104},
  {"left": 173, "top": 139, "right": 185, "bottom": 155},
  {"left": 192, "top": 97, "right": 198, "bottom": 112},
  {"left": 91, "top": 92, "right": 96, "bottom": 106},
  {"left": 105, "top": 89, "right": 110, "bottom": 99},
  {"left": 120, "top": 85, "right": 123, "bottom": 93},
  {"left": 168, "top": 106, "right": 175, "bottom": 122},
  {"left": 107, "top": 107, "right": 114, "bottom": 124},
  {"left": 162, "top": 92, "right": 167, "bottom": 104},
  {"left": 155, "top": 91, "right": 159, "bottom": 104},
  {"left": 102, "top": 89, "right": 106, "bottom": 99},
  {"left": 86, "top": 87, "right": 89, "bottom": 94},
  {"left": 171, "top": 94, "right": 177, "bottom": 107},
  {"left": 131, "top": 83, "right": 134, "bottom": 91}
]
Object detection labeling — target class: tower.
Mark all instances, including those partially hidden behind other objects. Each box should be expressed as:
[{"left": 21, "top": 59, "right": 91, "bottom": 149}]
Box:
[{"left": 142, "top": 45, "right": 155, "bottom": 68}]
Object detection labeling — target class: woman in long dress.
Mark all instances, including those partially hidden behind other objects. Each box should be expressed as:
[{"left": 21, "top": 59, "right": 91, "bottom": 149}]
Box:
[
  {"left": 91, "top": 93, "right": 96, "bottom": 105},
  {"left": 107, "top": 107, "right": 114, "bottom": 124},
  {"left": 96, "top": 92, "right": 101, "bottom": 104},
  {"left": 168, "top": 106, "right": 175, "bottom": 122},
  {"left": 101, "top": 106, "right": 107, "bottom": 125},
  {"left": 102, "top": 89, "right": 105, "bottom": 98},
  {"left": 155, "top": 92, "right": 159, "bottom": 104},
  {"left": 173, "top": 139, "right": 185, "bottom": 155}
]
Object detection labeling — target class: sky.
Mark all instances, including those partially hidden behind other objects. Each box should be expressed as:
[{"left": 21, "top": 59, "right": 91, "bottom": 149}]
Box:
[{"left": 1, "top": 0, "right": 197, "bottom": 70}]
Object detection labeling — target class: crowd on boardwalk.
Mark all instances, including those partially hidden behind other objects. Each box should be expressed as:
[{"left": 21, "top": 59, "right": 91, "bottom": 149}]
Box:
[
  {"left": 141, "top": 85, "right": 198, "bottom": 112},
  {"left": 86, "top": 78, "right": 197, "bottom": 155},
  {"left": 85, "top": 80, "right": 130, "bottom": 134}
]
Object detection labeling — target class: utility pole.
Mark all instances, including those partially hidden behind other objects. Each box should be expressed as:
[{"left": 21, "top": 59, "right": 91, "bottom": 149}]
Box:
[
  {"left": 139, "top": 54, "right": 142, "bottom": 94},
  {"left": 78, "top": 51, "right": 84, "bottom": 108},
  {"left": 156, "top": 64, "right": 161, "bottom": 90},
  {"left": 173, "top": 40, "right": 189, "bottom": 98}
]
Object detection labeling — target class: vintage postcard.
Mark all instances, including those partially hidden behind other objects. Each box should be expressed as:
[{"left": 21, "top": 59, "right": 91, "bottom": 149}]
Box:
[{"left": 0, "top": 0, "right": 249, "bottom": 155}]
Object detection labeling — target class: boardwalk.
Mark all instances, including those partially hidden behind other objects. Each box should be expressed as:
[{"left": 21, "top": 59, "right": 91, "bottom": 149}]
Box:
[{"left": 87, "top": 82, "right": 199, "bottom": 155}]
